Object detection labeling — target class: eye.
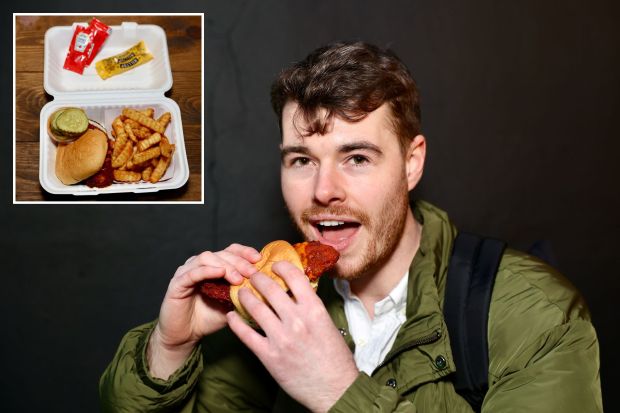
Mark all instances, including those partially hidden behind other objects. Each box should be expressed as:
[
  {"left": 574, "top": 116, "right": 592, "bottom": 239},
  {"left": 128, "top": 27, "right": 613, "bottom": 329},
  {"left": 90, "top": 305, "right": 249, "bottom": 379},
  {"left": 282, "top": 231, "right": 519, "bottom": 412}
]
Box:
[
  {"left": 290, "top": 156, "right": 312, "bottom": 167},
  {"left": 348, "top": 154, "right": 370, "bottom": 166}
]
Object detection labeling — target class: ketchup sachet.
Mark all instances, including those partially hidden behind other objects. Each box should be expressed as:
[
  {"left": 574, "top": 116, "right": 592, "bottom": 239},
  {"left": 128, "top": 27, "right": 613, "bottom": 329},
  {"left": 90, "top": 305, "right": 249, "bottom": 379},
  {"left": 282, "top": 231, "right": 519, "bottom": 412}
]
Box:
[{"left": 63, "top": 18, "right": 111, "bottom": 75}]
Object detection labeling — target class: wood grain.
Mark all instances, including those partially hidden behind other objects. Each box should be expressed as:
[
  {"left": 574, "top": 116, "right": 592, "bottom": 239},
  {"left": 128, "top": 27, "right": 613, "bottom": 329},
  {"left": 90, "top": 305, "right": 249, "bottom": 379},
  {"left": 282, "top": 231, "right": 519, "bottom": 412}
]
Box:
[{"left": 14, "top": 15, "right": 203, "bottom": 202}]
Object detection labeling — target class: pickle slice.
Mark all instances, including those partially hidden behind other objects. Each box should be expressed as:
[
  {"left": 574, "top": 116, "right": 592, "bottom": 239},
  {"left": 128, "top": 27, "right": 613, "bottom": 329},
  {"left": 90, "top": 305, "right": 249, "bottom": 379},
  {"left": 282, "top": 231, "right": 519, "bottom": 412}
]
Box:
[
  {"left": 50, "top": 109, "right": 66, "bottom": 132},
  {"left": 55, "top": 108, "right": 89, "bottom": 136}
]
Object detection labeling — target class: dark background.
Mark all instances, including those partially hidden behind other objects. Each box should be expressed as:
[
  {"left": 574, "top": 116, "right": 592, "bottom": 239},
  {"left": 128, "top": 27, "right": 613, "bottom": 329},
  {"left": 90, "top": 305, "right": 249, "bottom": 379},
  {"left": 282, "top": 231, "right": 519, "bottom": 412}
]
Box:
[{"left": 3, "top": 1, "right": 618, "bottom": 412}]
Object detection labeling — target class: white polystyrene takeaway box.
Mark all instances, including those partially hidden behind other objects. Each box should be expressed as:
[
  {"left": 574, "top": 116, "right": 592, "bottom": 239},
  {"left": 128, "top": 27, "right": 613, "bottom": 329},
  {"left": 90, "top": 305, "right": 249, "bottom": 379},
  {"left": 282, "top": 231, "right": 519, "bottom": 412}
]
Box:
[{"left": 40, "top": 22, "right": 189, "bottom": 195}]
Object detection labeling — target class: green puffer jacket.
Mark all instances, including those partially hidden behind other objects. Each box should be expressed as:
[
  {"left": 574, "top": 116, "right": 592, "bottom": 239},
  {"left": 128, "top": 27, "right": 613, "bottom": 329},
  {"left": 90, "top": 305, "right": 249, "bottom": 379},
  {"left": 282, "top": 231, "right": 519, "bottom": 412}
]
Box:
[{"left": 100, "top": 201, "right": 602, "bottom": 412}]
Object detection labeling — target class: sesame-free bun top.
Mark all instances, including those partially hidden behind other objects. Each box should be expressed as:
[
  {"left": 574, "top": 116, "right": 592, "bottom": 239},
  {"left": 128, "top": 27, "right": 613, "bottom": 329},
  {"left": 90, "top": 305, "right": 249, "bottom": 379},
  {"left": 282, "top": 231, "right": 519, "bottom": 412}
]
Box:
[
  {"left": 230, "top": 240, "right": 304, "bottom": 323},
  {"left": 55, "top": 128, "right": 108, "bottom": 185}
]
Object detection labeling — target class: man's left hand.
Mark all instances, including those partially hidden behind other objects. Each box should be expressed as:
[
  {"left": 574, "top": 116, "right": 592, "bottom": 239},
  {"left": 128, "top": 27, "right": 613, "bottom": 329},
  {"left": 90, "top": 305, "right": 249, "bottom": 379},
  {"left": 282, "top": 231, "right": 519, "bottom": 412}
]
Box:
[{"left": 227, "top": 260, "right": 359, "bottom": 413}]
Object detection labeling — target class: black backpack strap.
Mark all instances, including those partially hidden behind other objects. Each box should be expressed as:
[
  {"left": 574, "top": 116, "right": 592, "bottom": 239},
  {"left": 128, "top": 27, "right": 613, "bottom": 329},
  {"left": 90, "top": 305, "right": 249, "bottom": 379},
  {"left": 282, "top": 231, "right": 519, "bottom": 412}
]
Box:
[{"left": 443, "top": 232, "right": 507, "bottom": 412}]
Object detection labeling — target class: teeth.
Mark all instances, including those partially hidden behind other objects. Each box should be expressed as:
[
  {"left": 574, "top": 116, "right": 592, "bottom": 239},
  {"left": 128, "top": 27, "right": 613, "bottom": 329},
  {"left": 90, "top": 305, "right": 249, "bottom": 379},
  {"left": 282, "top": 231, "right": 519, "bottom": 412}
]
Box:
[{"left": 318, "top": 220, "right": 345, "bottom": 227}]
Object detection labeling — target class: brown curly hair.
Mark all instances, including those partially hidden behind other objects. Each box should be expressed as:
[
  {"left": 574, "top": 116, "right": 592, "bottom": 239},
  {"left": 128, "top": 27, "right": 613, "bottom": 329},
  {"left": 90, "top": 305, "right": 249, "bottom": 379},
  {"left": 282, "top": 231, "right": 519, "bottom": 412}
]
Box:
[{"left": 271, "top": 41, "right": 421, "bottom": 153}]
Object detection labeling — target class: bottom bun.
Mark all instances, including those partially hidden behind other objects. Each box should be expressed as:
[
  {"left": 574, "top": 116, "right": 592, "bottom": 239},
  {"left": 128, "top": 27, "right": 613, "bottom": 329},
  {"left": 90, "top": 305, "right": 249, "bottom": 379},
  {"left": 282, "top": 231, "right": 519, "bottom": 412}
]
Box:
[{"left": 230, "top": 240, "right": 304, "bottom": 323}]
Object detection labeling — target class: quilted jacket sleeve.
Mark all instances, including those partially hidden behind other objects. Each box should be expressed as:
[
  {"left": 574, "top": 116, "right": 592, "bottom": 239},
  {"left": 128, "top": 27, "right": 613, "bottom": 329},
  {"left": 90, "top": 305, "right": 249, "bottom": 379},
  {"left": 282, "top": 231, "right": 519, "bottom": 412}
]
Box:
[
  {"left": 99, "top": 321, "right": 279, "bottom": 413},
  {"left": 482, "top": 254, "right": 602, "bottom": 412},
  {"left": 483, "top": 318, "right": 601, "bottom": 412},
  {"left": 99, "top": 321, "right": 204, "bottom": 413}
]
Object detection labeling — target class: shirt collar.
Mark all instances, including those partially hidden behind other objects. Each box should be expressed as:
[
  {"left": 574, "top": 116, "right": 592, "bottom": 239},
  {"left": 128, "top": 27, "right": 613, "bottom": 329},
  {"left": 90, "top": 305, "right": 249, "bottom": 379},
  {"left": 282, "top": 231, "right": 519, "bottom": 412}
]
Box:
[{"left": 333, "top": 271, "right": 409, "bottom": 317}]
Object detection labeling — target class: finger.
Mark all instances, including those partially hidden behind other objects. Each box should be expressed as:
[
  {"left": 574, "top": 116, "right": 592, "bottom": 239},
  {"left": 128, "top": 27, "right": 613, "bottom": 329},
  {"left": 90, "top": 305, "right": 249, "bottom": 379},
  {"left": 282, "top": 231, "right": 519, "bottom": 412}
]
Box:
[
  {"left": 169, "top": 265, "right": 226, "bottom": 297},
  {"left": 175, "top": 252, "right": 221, "bottom": 276},
  {"left": 173, "top": 254, "right": 202, "bottom": 276},
  {"left": 224, "top": 243, "right": 262, "bottom": 263},
  {"left": 226, "top": 310, "right": 269, "bottom": 358},
  {"left": 272, "top": 261, "right": 316, "bottom": 303},
  {"left": 237, "top": 287, "right": 282, "bottom": 337},
  {"left": 250, "top": 272, "right": 295, "bottom": 320},
  {"left": 216, "top": 250, "right": 260, "bottom": 277},
  {"left": 194, "top": 251, "right": 244, "bottom": 284}
]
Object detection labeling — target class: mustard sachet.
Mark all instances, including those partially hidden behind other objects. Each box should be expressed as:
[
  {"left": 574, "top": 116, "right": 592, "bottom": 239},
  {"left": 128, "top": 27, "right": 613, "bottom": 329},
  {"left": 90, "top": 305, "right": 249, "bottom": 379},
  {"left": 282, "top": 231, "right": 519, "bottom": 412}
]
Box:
[{"left": 95, "top": 41, "right": 154, "bottom": 80}]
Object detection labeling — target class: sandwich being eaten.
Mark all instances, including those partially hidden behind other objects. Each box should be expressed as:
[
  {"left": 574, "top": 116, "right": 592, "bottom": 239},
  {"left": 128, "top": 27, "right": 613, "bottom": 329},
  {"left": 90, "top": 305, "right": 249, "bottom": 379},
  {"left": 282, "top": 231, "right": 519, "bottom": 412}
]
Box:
[{"left": 200, "top": 240, "right": 339, "bottom": 323}]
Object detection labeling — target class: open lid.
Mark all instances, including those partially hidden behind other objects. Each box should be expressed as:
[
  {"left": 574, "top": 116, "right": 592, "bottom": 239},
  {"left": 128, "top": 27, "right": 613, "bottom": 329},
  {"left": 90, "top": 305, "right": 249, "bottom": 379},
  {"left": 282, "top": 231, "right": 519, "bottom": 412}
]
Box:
[{"left": 44, "top": 22, "right": 173, "bottom": 98}]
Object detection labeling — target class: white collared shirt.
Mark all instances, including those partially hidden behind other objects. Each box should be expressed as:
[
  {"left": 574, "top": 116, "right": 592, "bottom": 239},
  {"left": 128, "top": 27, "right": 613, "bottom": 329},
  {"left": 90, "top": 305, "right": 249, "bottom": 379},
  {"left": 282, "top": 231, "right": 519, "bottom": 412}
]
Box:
[{"left": 333, "top": 272, "right": 409, "bottom": 375}]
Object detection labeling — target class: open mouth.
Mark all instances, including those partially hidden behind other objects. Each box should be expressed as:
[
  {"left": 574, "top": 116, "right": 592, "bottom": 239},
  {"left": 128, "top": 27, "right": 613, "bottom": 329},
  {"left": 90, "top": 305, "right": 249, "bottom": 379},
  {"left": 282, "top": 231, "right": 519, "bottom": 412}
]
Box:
[{"left": 310, "top": 218, "right": 361, "bottom": 250}]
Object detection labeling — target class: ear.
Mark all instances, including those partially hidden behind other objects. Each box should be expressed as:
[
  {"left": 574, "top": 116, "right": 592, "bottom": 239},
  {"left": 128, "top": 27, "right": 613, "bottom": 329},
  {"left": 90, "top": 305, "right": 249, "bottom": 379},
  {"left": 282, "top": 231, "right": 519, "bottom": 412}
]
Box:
[{"left": 405, "top": 134, "right": 426, "bottom": 191}]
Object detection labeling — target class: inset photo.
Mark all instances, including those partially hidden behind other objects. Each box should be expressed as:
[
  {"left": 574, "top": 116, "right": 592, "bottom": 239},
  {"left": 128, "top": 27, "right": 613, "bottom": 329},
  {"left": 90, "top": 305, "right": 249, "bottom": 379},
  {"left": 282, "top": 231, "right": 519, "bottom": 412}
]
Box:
[{"left": 14, "top": 14, "right": 203, "bottom": 203}]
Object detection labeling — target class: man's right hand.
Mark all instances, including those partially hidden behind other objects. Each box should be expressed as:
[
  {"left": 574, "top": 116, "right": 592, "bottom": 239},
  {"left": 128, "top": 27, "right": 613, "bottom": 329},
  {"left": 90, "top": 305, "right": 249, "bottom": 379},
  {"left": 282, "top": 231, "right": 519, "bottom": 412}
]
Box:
[{"left": 146, "top": 243, "right": 261, "bottom": 379}]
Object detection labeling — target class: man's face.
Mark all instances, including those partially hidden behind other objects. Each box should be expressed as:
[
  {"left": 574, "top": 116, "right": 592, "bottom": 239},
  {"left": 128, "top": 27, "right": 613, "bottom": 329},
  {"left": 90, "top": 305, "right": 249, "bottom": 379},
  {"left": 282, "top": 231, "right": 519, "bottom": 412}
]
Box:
[{"left": 280, "top": 102, "right": 413, "bottom": 280}]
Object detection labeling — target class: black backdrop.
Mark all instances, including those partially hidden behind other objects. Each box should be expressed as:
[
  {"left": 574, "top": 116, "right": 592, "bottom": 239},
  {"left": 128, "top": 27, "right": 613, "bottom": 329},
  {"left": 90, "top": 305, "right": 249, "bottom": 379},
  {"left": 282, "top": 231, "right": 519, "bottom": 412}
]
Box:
[{"left": 3, "top": 1, "right": 618, "bottom": 412}]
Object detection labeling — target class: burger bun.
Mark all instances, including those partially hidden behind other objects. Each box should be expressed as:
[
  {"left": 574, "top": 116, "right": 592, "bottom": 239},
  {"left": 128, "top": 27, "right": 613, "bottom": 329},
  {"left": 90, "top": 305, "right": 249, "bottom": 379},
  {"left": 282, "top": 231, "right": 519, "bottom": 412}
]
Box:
[
  {"left": 230, "top": 240, "right": 304, "bottom": 323},
  {"left": 55, "top": 127, "right": 108, "bottom": 185}
]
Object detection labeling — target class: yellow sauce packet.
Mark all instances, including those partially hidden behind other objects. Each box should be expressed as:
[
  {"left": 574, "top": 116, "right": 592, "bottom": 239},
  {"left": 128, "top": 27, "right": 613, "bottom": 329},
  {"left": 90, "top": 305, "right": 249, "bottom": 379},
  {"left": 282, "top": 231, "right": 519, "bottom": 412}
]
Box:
[{"left": 95, "top": 40, "right": 154, "bottom": 80}]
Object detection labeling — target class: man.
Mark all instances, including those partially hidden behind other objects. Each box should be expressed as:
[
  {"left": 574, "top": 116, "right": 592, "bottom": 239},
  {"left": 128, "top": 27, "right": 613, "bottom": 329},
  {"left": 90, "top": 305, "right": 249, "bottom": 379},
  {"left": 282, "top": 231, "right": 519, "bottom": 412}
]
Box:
[{"left": 100, "top": 42, "right": 602, "bottom": 412}]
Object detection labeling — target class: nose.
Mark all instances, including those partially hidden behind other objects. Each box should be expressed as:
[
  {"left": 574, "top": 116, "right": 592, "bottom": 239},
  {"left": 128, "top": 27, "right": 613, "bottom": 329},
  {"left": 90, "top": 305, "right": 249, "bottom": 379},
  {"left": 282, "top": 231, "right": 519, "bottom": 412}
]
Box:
[{"left": 313, "top": 163, "right": 346, "bottom": 205}]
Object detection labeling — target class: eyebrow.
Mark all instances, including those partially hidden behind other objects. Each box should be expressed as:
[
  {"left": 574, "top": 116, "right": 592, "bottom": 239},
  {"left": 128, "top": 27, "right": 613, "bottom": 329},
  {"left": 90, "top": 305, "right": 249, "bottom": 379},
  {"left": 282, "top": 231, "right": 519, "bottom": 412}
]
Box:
[
  {"left": 280, "top": 140, "right": 384, "bottom": 160},
  {"left": 280, "top": 145, "right": 310, "bottom": 161},
  {"left": 338, "top": 141, "right": 383, "bottom": 156}
]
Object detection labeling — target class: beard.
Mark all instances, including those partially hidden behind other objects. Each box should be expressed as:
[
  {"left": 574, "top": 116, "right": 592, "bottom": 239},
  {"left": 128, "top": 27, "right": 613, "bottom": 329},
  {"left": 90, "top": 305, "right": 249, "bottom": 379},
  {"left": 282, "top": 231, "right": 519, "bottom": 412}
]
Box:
[{"left": 287, "top": 173, "right": 410, "bottom": 281}]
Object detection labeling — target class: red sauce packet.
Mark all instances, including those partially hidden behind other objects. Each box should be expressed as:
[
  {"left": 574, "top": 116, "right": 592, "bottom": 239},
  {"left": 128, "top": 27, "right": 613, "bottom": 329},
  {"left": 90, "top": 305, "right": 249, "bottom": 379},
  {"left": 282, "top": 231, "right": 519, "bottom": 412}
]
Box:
[{"left": 63, "top": 18, "right": 111, "bottom": 75}]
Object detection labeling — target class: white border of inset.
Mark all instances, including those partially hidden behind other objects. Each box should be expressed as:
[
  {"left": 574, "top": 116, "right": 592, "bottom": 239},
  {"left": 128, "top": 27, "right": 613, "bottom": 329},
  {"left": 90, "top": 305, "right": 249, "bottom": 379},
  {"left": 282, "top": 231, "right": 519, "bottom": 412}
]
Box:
[{"left": 13, "top": 12, "right": 205, "bottom": 205}]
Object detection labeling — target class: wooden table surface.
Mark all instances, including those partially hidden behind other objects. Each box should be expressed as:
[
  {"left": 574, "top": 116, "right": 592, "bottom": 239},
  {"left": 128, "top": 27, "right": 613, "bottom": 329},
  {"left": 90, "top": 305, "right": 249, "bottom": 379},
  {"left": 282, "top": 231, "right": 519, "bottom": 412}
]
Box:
[{"left": 15, "top": 15, "right": 202, "bottom": 202}]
